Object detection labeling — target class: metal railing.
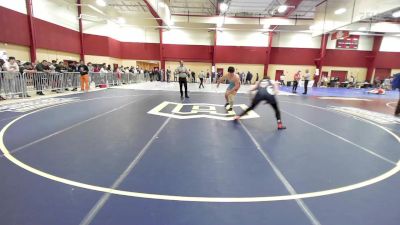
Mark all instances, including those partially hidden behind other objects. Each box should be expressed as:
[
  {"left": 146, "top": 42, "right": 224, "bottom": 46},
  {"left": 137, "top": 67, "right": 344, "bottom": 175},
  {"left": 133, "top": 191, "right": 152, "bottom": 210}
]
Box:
[{"left": 0, "top": 71, "right": 145, "bottom": 100}]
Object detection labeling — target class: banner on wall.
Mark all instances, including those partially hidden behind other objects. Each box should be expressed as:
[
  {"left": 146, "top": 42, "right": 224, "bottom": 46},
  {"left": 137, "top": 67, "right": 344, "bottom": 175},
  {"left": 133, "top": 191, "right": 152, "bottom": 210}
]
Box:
[{"left": 212, "top": 66, "right": 215, "bottom": 73}]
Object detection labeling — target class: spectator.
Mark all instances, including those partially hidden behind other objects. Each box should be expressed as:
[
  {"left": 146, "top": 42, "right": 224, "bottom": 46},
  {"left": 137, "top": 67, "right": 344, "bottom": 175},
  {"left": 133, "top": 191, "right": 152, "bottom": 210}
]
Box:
[
  {"left": 0, "top": 59, "right": 5, "bottom": 100},
  {"left": 292, "top": 70, "right": 301, "bottom": 93},
  {"left": 246, "top": 71, "right": 253, "bottom": 84},
  {"left": 241, "top": 71, "right": 246, "bottom": 84},
  {"left": 191, "top": 70, "right": 196, "bottom": 83},
  {"left": 2, "top": 56, "right": 19, "bottom": 98},
  {"left": 88, "top": 62, "right": 94, "bottom": 72},
  {"left": 391, "top": 73, "right": 400, "bottom": 117},
  {"left": 18, "top": 62, "right": 33, "bottom": 97},
  {"left": 280, "top": 72, "right": 286, "bottom": 86},
  {"left": 35, "top": 60, "right": 51, "bottom": 95},
  {"left": 0, "top": 51, "right": 8, "bottom": 62},
  {"left": 166, "top": 67, "right": 171, "bottom": 83}
]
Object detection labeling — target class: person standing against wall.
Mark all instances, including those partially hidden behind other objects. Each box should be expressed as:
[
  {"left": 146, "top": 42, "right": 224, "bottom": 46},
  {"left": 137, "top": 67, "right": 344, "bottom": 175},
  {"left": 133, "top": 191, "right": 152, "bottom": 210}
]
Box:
[
  {"left": 166, "top": 67, "right": 171, "bottom": 83},
  {"left": 191, "top": 70, "right": 196, "bottom": 83},
  {"left": 292, "top": 70, "right": 301, "bottom": 93},
  {"left": 176, "top": 60, "right": 190, "bottom": 99},
  {"left": 78, "top": 60, "right": 89, "bottom": 92},
  {"left": 303, "top": 69, "right": 311, "bottom": 95}
]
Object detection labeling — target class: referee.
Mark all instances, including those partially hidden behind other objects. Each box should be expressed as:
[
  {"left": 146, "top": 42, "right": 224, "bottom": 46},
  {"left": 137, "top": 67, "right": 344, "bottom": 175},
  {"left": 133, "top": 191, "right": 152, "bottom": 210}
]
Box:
[
  {"left": 303, "top": 69, "right": 311, "bottom": 95},
  {"left": 176, "top": 60, "right": 190, "bottom": 99}
]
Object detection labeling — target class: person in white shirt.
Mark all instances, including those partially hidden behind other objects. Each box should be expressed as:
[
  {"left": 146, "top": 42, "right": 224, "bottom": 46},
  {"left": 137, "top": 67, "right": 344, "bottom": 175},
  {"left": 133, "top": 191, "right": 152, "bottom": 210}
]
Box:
[
  {"left": 199, "top": 70, "right": 205, "bottom": 88},
  {"left": 0, "top": 51, "right": 8, "bottom": 62},
  {"left": 280, "top": 73, "right": 286, "bottom": 86},
  {"left": 303, "top": 69, "right": 311, "bottom": 95},
  {"left": 2, "top": 56, "right": 19, "bottom": 98}
]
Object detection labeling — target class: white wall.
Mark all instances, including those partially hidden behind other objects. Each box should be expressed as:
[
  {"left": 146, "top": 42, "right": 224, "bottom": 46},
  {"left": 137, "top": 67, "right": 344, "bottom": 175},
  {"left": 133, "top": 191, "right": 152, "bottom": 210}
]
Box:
[
  {"left": 0, "top": 0, "right": 27, "bottom": 14},
  {"left": 272, "top": 32, "right": 321, "bottom": 49},
  {"left": 163, "top": 28, "right": 213, "bottom": 45},
  {"left": 326, "top": 35, "right": 373, "bottom": 51},
  {"left": 380, "top": 36, "right": 400, "bottom": 52},
  {"left": 32, "top": 0, "right": 78, "bottom": 31},
  {"left": 83, "top": 20, "right": 160, "bottom": 43},
  {"left": 217, "top": 30, "right": 269, "bottom": 47}
]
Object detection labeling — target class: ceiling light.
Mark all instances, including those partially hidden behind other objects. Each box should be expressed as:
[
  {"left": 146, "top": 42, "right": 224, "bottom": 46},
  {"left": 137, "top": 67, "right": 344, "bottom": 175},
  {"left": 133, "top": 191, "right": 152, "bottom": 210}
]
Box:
[
  {"left": 358, "top": 27, "right": 367, "bottom": 31},
  {"left": 96, "top": 0, "right": 106, "bottom": 7},
  {"left": 220, "top": 2, "right": 228, "bottom": 12},
  {"left": 277, "top": 5, "right": 288, "bottom": 13},
  {"left": 334, "top": 8, "right": 346, "bottom": 15},
  {"left": 117, "top": 17, "right": 125, "bottom": 24},
  {"left": 393, "top": 10, "right": 400, "bottom": 18},
  {"left": 88, "top": 4, "right": 105, "bottom": 15}
]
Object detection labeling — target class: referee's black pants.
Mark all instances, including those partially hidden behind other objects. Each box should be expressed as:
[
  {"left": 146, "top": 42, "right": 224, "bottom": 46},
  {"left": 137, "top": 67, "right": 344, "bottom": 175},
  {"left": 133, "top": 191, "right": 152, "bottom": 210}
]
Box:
[{"left": 179, "top": 77, "right": 188, "bottom": 97}]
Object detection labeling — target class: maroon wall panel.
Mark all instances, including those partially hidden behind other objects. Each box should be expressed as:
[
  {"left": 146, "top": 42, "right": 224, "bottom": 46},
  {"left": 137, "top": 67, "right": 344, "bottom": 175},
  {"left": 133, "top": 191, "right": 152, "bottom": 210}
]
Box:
[
  {"left": 323, "top": 49, "right": 370, "bottom": 67},
  {"left": 375, "top": 52, "right": 400, "bottom": 69},
  {"left": 83, "top": 34, "right": 109, "bottom": 56},
  {"left": 270, "top": 47, "right": 320, "bottom": 65},
  {"left": 34, "top": 18, "right": 80, "bottom": 54},
  {"left": 108, "top": 37, "right": 121, "bottom": 58},
  {"left": 121, "top": 42, "right": 160, "bottom": 60},
  {"left": 215, "top": 46, "right": 267, "bottom": 64},
  {"left": 0, "top": 6, "right": 30, "bottom": 46},
  {"left": 163, "top": 44, "right": 213, "bottom": 62}
]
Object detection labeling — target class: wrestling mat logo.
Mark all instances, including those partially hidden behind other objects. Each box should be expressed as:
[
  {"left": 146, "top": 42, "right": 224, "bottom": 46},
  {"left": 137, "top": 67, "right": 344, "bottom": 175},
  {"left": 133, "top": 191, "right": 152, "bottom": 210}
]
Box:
[{"left": 148, "top": 101, "right": 260, "bottom": 120}]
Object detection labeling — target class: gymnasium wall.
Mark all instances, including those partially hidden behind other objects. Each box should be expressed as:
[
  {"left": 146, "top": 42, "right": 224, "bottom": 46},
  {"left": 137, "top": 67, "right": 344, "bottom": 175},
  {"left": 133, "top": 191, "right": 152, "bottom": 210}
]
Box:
[
  {"left": 163, "top": 44, "right": 213, "bottom": 62},
  {"left": 1, "top": 4, "right": 400, "bottom": 73},
  {"left": 0, "top": 0, "right": 27, "bottom": 14},
  {"left": 272, "top": 32, "right": 321, "bottom": 49},
  {"left": 215, "top": 46, "right": 267, "bottom": 64},
  {"left": 217, "top": 30, "right": 269, "bottom": 47},
  {"left": 380, "top": 36, "right": 400, "bottom": 52},
  {"left": 32, "top": 0, "right": 79, "bottom": 31},
  {"left": 321, "top": 66, "right": 368, "bottom": 82},
  {"left": 267, "top": 65, "right": 317, "bottom": 81},
  {"left": 163, "top": 28, "right": 213, "bottom": 46},
  {"left": 84, "top": 55, "right": 123, "bottom": 66},
  {"left": 391, "top": 69, "right": 400, "bottom": 75},
  {"left": 0, "top": 42, "right": 30, "bottom": 62},
  {"left": 82, "top": 21, "right": 160, "bottom": 43},
  {"left": 36, "top": 48, "right": 80, "bottom": 62}
]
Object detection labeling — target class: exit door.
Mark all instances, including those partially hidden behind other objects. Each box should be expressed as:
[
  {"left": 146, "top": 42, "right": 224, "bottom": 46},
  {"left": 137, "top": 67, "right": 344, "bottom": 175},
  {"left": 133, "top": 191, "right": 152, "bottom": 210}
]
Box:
[{"left": 275, "top": 70, "right": 284, "bottom": 81}]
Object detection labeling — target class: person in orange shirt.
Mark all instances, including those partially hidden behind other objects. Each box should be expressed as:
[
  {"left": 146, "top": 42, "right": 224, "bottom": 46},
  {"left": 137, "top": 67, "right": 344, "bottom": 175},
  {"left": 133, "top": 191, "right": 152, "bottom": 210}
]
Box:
[
  {"left": 292, "top": 70, "right": 301, "bottom": 93},
  {"left": 77, "top": 60, "right": 90, "bottom": 92}
]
